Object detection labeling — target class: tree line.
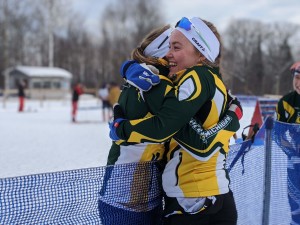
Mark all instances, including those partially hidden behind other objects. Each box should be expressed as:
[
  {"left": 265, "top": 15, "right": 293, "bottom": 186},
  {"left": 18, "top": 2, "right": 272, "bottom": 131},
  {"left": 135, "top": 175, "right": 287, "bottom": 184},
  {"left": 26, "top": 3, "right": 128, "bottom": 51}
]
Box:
[
  {"left": 222, "top": 19, "right": 299, "bottom": 95},
  {"left": 0, "top": 0, "right": 299, "bottom": 95}
]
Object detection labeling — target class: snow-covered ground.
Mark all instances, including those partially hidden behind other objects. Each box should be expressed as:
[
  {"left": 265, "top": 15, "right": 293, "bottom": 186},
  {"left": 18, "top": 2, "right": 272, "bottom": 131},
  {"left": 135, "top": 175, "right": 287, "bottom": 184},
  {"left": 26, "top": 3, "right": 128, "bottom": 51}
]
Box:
[{"left": 0, "top": 95, "right": 255, "bottom": 178}]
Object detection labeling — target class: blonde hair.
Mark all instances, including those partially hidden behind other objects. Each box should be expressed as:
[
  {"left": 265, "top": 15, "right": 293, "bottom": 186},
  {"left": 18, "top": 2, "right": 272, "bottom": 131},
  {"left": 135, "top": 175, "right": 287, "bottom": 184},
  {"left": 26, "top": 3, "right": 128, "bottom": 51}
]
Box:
[{"left": 131, "top": 25, "right": 171, "bottom": 65}]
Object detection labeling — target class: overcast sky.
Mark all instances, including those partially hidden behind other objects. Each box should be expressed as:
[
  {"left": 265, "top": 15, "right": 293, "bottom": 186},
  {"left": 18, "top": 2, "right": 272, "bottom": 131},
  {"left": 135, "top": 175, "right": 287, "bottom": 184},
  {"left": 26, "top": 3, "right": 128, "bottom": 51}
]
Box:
[{"left": 71, "top": 0, "right": 300, "bottom": 33}]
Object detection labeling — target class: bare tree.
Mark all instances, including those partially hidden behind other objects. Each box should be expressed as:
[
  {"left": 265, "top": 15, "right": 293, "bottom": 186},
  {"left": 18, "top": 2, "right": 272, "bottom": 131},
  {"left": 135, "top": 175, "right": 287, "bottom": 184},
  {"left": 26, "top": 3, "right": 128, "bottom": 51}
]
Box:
[
  {"left": 222, "top": 19, "right": 298, "bottom": 95},
  {"left": 0, "top": 0, "right": 9, "bottom": 83},
  {"left": 289, "top": 31, "right": 300, "bottom": 61},
  {"left": 0, "top": 0, "right": 34, "bottom": 86},
  {"left": 30, "top": 0, "right": 69, "bottom": 67},
  {"left": 222, "top": 19, "right": 264, "bottom": 94},
  {"left": 54, "top": 14, "right": 93, "bottom": 85},
  {"left": 2, "top": 1, "right": 299, "bottom": 94},
  {"left": 261, "top": 22, "right": 296, "bottom": 95},
  {"left": 98, "top": 0, "right": 165, "bottom": 85}
]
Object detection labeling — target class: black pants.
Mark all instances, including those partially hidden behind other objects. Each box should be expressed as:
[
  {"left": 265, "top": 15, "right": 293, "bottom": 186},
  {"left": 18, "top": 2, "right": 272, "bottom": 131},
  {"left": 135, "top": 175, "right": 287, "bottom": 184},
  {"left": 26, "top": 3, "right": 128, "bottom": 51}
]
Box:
[{"left": 163, "top": 191, "right": 237, "bottom": 225}]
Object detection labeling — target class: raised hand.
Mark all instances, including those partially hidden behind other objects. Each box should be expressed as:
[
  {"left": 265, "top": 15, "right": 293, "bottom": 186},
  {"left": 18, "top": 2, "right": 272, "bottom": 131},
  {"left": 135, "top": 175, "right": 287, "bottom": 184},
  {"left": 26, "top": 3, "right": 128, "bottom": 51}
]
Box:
[{"left": 120, "top": 60, "right": 160, "bottom": 91}]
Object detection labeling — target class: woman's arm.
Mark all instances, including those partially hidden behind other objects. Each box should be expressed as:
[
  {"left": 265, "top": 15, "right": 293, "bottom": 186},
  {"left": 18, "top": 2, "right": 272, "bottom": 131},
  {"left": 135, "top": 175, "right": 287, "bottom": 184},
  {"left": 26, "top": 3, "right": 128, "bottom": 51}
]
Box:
[{"left": 114, "top": 67, "right": 223, "bottom": 143}]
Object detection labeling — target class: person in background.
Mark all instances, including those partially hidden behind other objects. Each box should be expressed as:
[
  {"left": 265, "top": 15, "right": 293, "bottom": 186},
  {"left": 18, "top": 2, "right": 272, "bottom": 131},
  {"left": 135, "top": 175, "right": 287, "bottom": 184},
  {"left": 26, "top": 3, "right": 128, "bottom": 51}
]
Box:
[
  {"left": 18, "top": 80, "right": 26, "bottom": 112},
  {"left": 98, "top": 82, "right": 111, "bottom": 122},
  {"left": 276, "top": 61, "right": 300, "bottom": 224},
  {"left": 107, "top": 81, "right": 121, "bottom": 108},
  {"left": 276, "top": 61, "right": 300, "bottom": 123},
  {"left": 71, "top": 82, "right": 84, "bottom": 123}
]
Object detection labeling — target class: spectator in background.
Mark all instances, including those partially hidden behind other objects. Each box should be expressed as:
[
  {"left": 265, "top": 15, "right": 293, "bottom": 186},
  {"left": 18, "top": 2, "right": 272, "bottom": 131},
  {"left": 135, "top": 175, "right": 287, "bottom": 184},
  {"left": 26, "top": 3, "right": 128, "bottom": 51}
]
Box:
[
  {"left": 98, "top": 83, "right": 111, "bottom": 122},
  {"left": 72, "top": 82, "right": 84, "bottom": 123},
  {"left": 276, "top": 61, "right": 300, "bottom": 224},
  {"left": 108, "top": 81, "right": 121, "bottom": 108},
  {"left": 276, "top": 61, "right": 300, "bottom": 123},
  {"left": 18, "top": 80, "right": 26, "bottom": 112}
]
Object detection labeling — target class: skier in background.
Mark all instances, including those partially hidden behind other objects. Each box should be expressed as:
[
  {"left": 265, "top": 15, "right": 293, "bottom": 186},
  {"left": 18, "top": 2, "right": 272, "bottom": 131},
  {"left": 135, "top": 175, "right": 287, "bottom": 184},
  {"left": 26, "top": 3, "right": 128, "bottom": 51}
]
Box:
[
  {"left": 18, "top": 80, "right": 26, "bottom": 112},
  {"left": 71, "top": 82, "right": 84, "bottom": 122},
  {"left": 98, "top": 82, "right": 111, "bottom": 122}
]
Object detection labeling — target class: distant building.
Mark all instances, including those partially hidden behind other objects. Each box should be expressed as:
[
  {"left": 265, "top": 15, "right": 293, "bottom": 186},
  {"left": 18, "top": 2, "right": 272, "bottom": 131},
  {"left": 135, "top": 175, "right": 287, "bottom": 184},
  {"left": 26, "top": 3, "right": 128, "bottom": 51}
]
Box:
[{"left": 2, "top": 66, "right": 72, "bottom": 99}]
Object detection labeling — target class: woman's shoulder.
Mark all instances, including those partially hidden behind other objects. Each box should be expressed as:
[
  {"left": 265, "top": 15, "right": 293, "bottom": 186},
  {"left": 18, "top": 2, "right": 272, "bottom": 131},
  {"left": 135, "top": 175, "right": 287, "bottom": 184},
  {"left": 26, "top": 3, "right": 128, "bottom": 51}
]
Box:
[
  {"left": 159, "top": 75, "right": 173, "bottom": 84},
  {"left": 181, "top": 65, "right": 217, "bottom": 82},
  {"left": 281, "top": 91, "right": 298, "bottom": 102},
  {"left": 188, "top": 64, "right": 219, "bottom": 74}
]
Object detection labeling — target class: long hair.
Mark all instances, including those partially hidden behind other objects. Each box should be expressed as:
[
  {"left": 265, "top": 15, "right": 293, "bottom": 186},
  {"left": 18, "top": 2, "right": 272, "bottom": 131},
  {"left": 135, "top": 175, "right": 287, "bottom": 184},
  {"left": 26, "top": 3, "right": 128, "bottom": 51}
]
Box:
[
  {"left": 199, "top": 19, "right": 222, "bottom": 68},
  {"left": 131, "top": 25, "right": 171, "bottom": 66}
]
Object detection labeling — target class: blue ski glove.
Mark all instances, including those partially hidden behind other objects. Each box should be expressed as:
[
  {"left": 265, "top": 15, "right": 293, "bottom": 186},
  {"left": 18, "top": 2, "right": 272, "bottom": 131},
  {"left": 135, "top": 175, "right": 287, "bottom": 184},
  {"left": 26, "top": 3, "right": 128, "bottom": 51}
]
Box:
[
  {"left": 120, "top": 60, "right": 160, "bottom": 91},
  {"left": 108, "top": 104, "right": 126, "bottom": 141},
  {"left": 109, "top": 118, "right": 125, "bottom": 141}
]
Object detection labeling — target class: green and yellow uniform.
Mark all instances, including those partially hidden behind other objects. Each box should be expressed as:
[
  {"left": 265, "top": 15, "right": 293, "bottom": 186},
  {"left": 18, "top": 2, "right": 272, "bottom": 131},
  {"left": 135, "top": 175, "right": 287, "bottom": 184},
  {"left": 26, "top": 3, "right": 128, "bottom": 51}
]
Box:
[
  {"left": 276, "top": 91, "right": 300, "bottom": 124},
  {"left": 106, "top": 75, "right": 173, "bottom": 165},
  {"left": 115, "top": 65, "right": 240, "bottom": 215}
]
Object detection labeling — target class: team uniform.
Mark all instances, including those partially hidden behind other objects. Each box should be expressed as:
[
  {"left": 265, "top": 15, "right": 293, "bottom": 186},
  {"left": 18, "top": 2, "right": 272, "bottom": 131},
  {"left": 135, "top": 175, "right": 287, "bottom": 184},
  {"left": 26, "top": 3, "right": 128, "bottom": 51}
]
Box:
[
  {"left": 107, "top": 58, "right": 172, "bottom": 164},
  {"left": 106, "top": 77, "right": 171, "bottom": 165},
  {"left": 100, "top": 64, "right": 174, "bottom": 225},
  {"left": 276, "top": 91, "right": 300, "bottom": 124},
  {"left": 116, "top": 64, "right": 239, "bottom": 221},
  {"left": 276, "top": 90, "right": 300, "bottom": 225}
]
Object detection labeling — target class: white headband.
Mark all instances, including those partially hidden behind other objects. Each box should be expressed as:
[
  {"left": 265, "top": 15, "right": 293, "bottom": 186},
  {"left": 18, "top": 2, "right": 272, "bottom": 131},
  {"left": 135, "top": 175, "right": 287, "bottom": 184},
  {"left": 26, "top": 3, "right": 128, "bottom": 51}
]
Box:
[
  {"left": 291, "top": 62, "right": 300, "bottom": 76},
  {"left": 143, "top": 28, "right": 172, "bottom": 58},
  {"left": 175, "top": 17, "right": 220, "bottom": 63}
]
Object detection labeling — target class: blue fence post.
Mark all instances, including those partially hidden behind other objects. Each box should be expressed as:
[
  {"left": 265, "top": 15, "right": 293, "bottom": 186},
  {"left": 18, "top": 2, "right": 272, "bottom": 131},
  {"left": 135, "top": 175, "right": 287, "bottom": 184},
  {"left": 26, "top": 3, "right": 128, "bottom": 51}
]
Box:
[{"left": 262, "top": 116, "right": 274, "bottom": 225}]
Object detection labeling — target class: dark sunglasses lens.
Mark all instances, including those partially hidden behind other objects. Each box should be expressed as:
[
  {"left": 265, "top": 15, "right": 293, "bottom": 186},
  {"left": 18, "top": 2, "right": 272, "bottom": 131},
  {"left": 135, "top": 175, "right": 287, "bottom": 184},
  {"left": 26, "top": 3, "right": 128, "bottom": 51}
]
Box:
[
  {"left": 291, "top": 69, "right": 300, "bottom": 76},
  {"left": 176, "top": 17, "right": 191, "bottom": 31}
]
